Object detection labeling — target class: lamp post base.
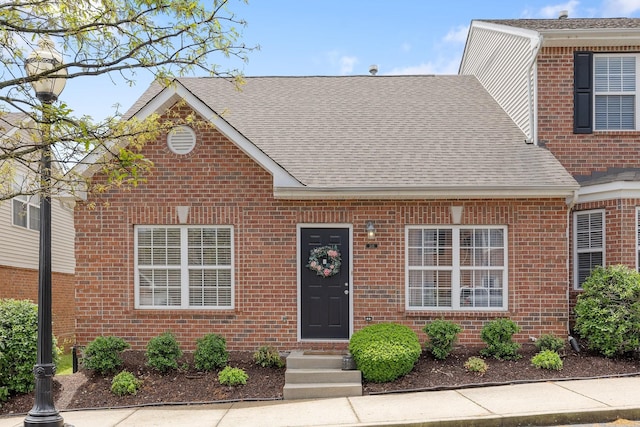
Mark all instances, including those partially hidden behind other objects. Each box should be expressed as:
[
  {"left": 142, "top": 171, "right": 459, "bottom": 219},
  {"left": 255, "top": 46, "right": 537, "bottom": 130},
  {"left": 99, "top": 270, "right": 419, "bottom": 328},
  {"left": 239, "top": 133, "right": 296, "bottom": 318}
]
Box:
[{"left": 23, "top": 364, "right": 65, "bottom": 427}]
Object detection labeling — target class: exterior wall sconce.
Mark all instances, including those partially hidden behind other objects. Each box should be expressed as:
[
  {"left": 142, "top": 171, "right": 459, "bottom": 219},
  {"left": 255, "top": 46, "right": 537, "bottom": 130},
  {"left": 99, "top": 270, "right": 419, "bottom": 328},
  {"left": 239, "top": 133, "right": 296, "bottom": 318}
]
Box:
[
  {"left": 450, "top": 206, "right": 464, "bottom": 224},
  {"left": 365, "top": 221, "right": 376, "bottom": 239}
]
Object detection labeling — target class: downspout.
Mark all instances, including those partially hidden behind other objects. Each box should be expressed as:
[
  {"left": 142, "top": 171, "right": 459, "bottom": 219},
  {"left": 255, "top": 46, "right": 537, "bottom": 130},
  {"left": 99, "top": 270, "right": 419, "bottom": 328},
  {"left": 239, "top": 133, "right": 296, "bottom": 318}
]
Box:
[
  {"left": 526, "top": 34, "right": 543, "bottom": 144},
  {"left": 565, "top": 190, "right": 580, "bottom": 351}
]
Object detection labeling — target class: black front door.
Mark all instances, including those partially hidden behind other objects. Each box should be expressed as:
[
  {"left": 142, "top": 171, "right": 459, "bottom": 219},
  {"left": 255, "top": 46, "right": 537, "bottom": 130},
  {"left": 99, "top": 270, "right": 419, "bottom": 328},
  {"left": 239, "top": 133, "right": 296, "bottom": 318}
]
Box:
[{"left": 300, "top": 227, "right": 350, "bottom": 340}]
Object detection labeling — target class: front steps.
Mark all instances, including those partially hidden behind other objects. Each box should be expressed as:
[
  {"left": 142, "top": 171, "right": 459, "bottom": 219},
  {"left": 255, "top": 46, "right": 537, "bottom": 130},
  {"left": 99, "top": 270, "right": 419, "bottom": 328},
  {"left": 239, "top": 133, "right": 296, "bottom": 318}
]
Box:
[{"left": 283, "top": 350, "right": 362, "bottom": 400}]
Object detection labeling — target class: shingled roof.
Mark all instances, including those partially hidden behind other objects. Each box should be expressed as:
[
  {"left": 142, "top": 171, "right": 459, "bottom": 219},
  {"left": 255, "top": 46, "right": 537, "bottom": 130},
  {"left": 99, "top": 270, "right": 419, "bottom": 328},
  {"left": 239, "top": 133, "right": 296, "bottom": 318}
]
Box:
[
  {"left": 479, "top": 17, "right": 640, "bottom": 31},
  {"left": 125, "top": 75, "right": 578, "bottom": 198}
]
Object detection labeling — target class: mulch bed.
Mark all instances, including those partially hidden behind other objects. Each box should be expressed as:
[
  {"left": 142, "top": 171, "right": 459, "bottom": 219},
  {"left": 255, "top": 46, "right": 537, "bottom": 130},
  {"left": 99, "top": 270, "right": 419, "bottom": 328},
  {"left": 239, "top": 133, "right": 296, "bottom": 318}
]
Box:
[{"left": 2, "top": 345, "right": 640, "bottom": 416}]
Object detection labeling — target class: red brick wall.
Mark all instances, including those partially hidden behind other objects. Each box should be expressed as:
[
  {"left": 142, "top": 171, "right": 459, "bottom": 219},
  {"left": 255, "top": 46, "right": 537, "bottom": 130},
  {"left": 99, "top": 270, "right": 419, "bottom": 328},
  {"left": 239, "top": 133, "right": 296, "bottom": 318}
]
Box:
[
  {"left": 0, "top": 265, "right": 76, "bottom": 350},
  {"left": 537, "top": 45, "right": 640, "bottom": 177},
  {"left": 74, "top": 105, "right": 571, "bottom": 351}
]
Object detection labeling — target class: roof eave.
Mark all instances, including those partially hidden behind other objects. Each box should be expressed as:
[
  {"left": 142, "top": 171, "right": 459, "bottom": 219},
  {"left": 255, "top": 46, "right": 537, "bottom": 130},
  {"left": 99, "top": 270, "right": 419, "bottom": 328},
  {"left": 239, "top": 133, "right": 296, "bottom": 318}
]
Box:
[
  {"left": 540, "top": 28, "right": 640, "bottom": 47},
  {"left": 274, "top": 185, "right": 579, "bottom": 200}
]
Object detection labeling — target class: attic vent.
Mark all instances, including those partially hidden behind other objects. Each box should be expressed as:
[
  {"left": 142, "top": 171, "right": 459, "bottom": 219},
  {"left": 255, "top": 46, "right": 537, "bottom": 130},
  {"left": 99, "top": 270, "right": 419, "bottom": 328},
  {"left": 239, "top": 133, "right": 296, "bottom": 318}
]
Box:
[{"left": 167, "top": 126, "right": 196, "bottom": 155}]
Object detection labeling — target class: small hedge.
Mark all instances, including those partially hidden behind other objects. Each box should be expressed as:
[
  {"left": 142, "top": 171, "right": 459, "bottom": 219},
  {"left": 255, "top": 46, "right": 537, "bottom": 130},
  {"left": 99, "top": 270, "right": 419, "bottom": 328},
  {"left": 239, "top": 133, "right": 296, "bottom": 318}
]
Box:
[
  {"left": 423, "top": 319, "right": 461, "bottom": 360},
  {"left": 146, "top": 332, "right": 182, "bottom": 372},
  {"left": 82, "top": 336, "right": 130, "bottom": 375},
  {"left": 349, "top": 323, "right": 421, "bottom": 383},
  {"left": 574, "top": 265, "right": 640, "bottom": 357},
  {"left": 194, "top": 333, "right": 228, "bottom": 371}
]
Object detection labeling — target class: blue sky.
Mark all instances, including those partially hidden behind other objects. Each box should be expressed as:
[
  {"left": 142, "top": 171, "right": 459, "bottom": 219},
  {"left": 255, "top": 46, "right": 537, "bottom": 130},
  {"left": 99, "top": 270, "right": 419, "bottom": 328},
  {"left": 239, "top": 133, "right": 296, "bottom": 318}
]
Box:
[{"left": 61, "top": 0, "right": 640, "bottom": 121}]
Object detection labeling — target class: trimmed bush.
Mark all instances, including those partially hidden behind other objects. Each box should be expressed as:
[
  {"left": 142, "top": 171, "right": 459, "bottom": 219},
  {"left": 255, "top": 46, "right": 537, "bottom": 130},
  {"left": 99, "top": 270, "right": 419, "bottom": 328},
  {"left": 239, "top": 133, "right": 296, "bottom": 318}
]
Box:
[
  {"left": 535, "top": 334, "right": 565, "bottom": 353},
  {"left": 194, "top": 333, "right": 228, "bottom": 371},
  {"left": 253, "top": 345, "right": 284, "bottom": 368},
  {"left": 218, "top": 366, "right": 248, "bottom": 386},
  {"left": 349, "top": 323, "right": 421, "bottom": 383},
  {"left": 0, "top": 299, "right": 58, "bottom": 401},
  {"left": 423, "top": 319, "right": 462, "bottom": 360},
  {"left": 531, "top": 350, "right": 563, "bottom": 370},
  {"left": 574, "top": 265, "right": 640, "bottom": 357},
  {"left": 146, "top": 332, "right": 182, "bottom": 372},
  {"left": 480, "top": 318, "right": 521, "bottom": 360},
  {"left": 111, "top": 371, "right": 141, "bottom": 396},
  {"left": 82, "top": 336, "right": 130, "bottom": 375}
]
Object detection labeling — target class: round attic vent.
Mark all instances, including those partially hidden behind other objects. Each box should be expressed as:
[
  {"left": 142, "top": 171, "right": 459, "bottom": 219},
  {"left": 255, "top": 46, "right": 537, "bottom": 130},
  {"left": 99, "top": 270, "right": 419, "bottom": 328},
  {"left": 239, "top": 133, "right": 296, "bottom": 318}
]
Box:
[{"left": 167, "top": 125, "right": 196, "bottom": 155}]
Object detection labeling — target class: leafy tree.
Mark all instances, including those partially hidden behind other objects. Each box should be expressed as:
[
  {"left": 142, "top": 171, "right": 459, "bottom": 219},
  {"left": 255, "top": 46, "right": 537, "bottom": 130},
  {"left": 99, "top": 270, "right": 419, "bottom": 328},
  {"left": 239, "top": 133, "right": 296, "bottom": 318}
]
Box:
[{"left": 0, "top": 0, "right": 255, "bottom": 201}]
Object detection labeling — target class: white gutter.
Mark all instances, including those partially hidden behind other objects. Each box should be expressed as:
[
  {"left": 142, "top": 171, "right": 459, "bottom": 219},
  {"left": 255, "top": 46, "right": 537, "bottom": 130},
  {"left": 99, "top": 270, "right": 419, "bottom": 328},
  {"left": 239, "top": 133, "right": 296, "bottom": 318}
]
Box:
[{"left": 526, "top": 34, "right": 543, "bottom": 144}]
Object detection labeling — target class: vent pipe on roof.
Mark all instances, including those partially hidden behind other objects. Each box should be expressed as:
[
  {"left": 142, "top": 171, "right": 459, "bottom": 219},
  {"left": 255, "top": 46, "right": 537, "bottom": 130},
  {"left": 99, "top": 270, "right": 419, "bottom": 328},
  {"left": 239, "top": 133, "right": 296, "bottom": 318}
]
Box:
[
  {"left": 369, "top": 64, "right": 378, "bottom": 75},
  {"left": 558, "top": 10, "right": 568, "bottom": 19}
]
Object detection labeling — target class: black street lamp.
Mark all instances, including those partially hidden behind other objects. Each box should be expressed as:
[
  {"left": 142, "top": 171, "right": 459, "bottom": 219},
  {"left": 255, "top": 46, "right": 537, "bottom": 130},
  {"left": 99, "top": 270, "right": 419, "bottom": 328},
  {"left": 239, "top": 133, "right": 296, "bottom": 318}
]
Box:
[{"left": 23, "top": 38, "right": 67, "bottom": 427}]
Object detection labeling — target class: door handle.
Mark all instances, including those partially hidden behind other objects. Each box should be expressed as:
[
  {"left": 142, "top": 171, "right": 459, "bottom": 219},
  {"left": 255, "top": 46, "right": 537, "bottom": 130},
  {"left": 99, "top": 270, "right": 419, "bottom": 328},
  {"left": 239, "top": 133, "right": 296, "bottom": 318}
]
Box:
[{"left": 344, "top": 289, "right": 349, "bottom": 295}]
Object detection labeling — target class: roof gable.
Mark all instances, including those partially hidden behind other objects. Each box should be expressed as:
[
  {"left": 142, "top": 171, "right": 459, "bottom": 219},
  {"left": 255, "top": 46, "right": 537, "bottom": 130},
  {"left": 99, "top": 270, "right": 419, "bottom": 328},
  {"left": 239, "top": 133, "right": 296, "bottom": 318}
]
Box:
[{"left": 86, "top": 75, "right": 578, "bottom": 200}]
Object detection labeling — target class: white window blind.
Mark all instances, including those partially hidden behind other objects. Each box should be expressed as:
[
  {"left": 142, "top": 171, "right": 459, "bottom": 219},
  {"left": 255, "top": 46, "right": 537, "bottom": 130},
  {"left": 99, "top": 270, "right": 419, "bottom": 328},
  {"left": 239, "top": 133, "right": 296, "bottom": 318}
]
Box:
[
  {"left": 574, "top": 210, "right": 604, "bottom": 288},
  {"left": 594, "top": 55, "right": 637, "bottom": 130}
]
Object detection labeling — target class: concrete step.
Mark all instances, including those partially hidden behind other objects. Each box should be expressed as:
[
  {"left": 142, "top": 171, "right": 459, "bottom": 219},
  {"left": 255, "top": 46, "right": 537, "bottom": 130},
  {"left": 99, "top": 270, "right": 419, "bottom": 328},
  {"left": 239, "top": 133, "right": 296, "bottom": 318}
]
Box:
[
  {"left": 282, "top": 382, "right": 362, "bottom": 400},
  {"left": 285, "top": 368, "right": 362, "bottom": 384},
  {"left": 285, "top": 350, "right": 344, "bottom": 370}
]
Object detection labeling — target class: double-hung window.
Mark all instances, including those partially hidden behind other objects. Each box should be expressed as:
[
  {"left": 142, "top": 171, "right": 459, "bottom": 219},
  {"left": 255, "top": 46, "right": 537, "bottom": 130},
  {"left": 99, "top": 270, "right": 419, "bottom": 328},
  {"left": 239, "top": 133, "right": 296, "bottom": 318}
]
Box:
[
  {"left": 574, "top": 52, "right": 640, "bottom": 132},
  {"left": 135, "top": 225, "right": 233, "bottom": 309},
  {"left": 574, "top": 210, "right": 604, "bottom": 289},
  {"left": 406, "top": 226, "right": 507, "bottom": 310},
  {"left": 12, "top": 194, "right": 40, "bottom": 230},
  {"left": 594, "top": 55, "right": 637, "bottom": 130}
]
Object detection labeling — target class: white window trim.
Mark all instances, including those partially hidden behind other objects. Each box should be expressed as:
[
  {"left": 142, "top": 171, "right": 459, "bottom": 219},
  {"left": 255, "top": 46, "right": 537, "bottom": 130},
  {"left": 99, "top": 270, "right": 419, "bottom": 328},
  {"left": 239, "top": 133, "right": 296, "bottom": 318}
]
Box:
[
  {"left": 134, "top": 225, "right": 234, "bottom": 310},
  {"left": 593, "top": 53, "right": 640, "bottom": 131},
  {"left": 405, "top": 225, "right": 508, "bottom": 311},
  {"left": 11, "top": 194, "right": 40, "bottom": 231},
  {"left": 573, "top": 209, "right": 605, "bottom": 290}
]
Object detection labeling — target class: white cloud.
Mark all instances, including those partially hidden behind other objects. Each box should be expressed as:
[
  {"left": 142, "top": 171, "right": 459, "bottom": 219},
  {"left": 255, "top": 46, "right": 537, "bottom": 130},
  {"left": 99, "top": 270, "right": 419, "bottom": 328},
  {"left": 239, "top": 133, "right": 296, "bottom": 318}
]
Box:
[
  {"left": 603, "top": 0, "right": 640, "bottom": 15},
  {"left": 385, "top": 56, "right": 461, "bottom": 76},
  {"left": 443, "top": 25, "right": 469, "bottom": 44},
  {"left": 339, "top": 56, "right": 358, "bottom": 74},
  {"left": 538, "top": 0, "right": 579, "bottom": 18}
]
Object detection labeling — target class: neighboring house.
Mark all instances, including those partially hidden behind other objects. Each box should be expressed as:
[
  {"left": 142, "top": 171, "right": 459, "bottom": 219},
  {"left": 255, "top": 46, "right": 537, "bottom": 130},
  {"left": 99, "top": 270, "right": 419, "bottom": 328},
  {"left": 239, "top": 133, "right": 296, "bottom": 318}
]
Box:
[
  {"left": 460, "top": 16, "right": 640, "bottom": 312},
  {"left": 0, "top": 112, "right": 76, "bottom": 347},
  {"left": 73, "top": 74, "right": 578, "bottom": 351}
]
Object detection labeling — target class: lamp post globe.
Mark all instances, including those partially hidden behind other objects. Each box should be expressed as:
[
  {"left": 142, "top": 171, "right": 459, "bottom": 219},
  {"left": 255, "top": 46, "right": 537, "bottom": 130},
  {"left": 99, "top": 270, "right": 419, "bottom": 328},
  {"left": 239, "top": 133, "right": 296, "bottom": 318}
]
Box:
[{"left": 23, "top": 38, "right": 67, "bottom": 427}]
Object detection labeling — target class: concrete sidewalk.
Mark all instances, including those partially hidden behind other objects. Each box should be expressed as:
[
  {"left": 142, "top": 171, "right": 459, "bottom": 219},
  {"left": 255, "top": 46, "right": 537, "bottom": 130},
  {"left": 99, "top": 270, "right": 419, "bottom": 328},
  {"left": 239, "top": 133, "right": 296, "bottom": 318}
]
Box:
[{"left": 3, "top": 377, "right": 640, "bottom": 427}]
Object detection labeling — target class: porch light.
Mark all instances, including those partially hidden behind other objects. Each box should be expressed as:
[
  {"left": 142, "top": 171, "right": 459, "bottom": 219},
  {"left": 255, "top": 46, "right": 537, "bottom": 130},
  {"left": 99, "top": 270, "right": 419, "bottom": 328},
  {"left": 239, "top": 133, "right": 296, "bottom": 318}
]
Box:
[{"left": 365, "top": 221, "right": 376, "bottom": 239}]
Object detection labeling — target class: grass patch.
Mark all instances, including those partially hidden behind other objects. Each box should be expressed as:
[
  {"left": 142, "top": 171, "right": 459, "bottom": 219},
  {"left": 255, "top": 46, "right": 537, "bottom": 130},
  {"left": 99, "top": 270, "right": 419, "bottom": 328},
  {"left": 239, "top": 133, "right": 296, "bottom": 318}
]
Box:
[{"left": 57, "top": 352, "right": 73, "bottom": 376}]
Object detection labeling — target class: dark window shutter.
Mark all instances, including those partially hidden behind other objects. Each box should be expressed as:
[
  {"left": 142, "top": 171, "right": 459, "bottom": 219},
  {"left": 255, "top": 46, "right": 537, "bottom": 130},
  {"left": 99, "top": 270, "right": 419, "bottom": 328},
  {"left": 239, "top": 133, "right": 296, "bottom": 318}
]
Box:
[{"left": 574, "top": 51, "right": 593, "bottom": 134}]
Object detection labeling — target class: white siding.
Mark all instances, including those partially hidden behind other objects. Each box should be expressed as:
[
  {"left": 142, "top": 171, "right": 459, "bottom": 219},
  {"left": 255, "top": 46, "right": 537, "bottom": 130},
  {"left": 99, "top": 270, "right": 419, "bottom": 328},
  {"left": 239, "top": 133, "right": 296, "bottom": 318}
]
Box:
[
  {"left": 460, "top": 23, "right": 540, "bottom": 141},
  {"left": 0, "top": 197, "right": 75, "bottom": 274}
]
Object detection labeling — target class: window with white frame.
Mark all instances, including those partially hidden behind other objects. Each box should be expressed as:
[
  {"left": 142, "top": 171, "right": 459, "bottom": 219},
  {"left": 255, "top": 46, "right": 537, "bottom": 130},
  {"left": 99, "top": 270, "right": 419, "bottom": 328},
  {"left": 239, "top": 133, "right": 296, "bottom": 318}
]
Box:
[
  {"left": 12, "top": 194, "right": 40, "bottom": 230},
  {"left": 135, "top": 226, "right": 233, "bottom": 309},
  {"left": 594, "top": 55, "right": 638, "bottom": 130},
  {"left": 574, "top": 210, "right": 604, "bottom": 289},
  {"left": 406, "top": 226, "right": 507, "bottom": 310}
]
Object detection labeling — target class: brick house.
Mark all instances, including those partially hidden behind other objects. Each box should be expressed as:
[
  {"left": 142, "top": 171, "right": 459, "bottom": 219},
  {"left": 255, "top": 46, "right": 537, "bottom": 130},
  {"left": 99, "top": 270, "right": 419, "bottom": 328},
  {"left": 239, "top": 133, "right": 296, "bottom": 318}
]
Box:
[
  {"left": 460, "top": 17, "right": 640, "bottom": 312},
  {"left": 73, "top": 69, "right": 580, "bottom": 351},
  {"left": 0, "top": 113, "right": 76, "bottom": 347}
]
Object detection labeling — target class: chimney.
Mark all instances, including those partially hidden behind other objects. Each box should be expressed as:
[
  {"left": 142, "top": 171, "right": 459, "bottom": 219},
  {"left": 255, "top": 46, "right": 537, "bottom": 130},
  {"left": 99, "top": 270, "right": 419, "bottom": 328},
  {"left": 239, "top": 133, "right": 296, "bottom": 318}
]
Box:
[
  {"left": 369, "top": 64, "right": 378, "bottom": 76},
  {"left": 558, "top": 10, "right": 568, "bottom": 19}
]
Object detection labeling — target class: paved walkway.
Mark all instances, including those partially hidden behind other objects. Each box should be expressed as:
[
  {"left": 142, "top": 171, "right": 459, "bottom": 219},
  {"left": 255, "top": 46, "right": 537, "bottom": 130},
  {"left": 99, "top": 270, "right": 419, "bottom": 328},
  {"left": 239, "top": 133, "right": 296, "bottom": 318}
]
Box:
[{"left": 3, "top": 377, "right": 640, "bottom": 426}]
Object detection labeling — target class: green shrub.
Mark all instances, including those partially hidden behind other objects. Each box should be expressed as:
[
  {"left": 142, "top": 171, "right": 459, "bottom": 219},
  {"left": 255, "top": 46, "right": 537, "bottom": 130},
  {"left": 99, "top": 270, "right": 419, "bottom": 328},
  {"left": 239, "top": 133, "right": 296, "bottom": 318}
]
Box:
[
  {"left": 531, "top": 350, "right": 563, "bottom": 370},
  {"left": 111, "top": 371, "right": 141, "bottom": 396},
  {"left": 535, "top": 334, "right": 565, "bottom": 353},
  {"left": 349, "top": 323, "right": 421, "bottom": 383},
  {"left": 480, "top": 318, "right": 521, "bottom": 360},
  {"left": 146, "top": 332, "right": 182, "bottom": 372},
  {"left": 194, "top": 333, "right": 228, "bottom": 371},
  {"left": 82, "top": 336, "right": 130, "bottom": 375},
  {"left": 464, "top": 356, "right": 488, "bottom": 375},
  {"left": 253, "top": 345, "right": 284, "bottom": 368},
  {"left": 422, "top": 319, "right": 462, "bottom": 360},
  {"left": 574, "top": 265, "right": 640, "bottom": 357},
  {"left": 218, "top": 366, "right": 248, "bottom": 386},
  {"left": 0, "top": 299, "right": 58, "bottom": 400}
]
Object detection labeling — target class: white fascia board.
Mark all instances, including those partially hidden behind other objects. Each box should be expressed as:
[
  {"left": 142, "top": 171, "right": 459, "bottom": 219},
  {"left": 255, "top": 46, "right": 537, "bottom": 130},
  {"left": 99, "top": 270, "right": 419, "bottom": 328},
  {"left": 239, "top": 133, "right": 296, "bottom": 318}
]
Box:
[
  {"left": 577, "top": 181, "right": 640, "bottom": 204},
  {"left": 274, "top": 186, "right": 578, "bottom": 200},
  {"left": 541, "top": 28, "right": 640, "bottom": 47},
  {"left": 132, "top": 82, "right": 301, "bottom": 188},
  {"left": 471, "top": 20, "right": 542, "bottom": 45}
]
